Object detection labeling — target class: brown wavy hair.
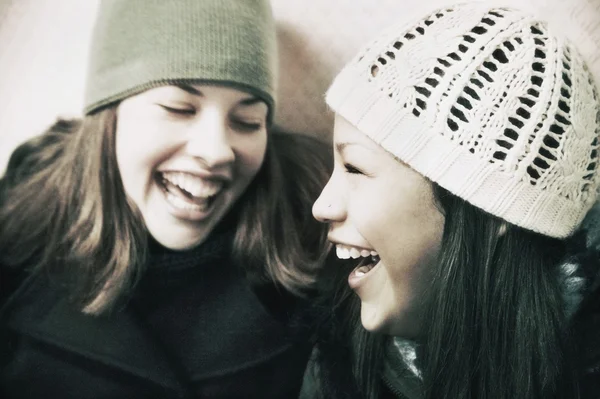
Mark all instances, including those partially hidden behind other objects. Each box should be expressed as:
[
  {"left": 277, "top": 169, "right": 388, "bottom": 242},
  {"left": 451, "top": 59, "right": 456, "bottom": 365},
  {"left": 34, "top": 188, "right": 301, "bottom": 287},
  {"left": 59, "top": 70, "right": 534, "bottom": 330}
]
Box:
[{"left": 0, "top": 106, "right": 332, "bottom": 314}]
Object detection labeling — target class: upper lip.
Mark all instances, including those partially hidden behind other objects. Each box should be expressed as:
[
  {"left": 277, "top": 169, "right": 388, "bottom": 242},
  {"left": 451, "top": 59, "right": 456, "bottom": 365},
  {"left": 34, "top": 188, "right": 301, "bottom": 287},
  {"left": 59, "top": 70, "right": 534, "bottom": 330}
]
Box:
[
  {"left": 328, "top": 237, "right": 374, "bottom": 252},
  {"left": 158, "top": 169, "right": 232, "bottom": 183}
]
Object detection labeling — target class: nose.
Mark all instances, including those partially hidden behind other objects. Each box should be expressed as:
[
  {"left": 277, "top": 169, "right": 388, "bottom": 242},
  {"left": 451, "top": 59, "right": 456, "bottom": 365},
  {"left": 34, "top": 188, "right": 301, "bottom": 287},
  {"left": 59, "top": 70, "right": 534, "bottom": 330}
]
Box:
[
  {"left": 312, "top": 176, "right": 345, "bottom": 223},
  {"left": 185, "top": 109, "right": 235, "bottom": 167}
]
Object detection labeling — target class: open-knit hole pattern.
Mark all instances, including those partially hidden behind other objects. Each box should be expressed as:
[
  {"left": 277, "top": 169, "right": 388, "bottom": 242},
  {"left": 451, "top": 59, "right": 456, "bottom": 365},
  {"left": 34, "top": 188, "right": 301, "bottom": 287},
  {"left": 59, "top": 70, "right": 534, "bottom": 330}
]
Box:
[
  {"left": 438, "top": 16, "right": 598, "bottom": 201},
  {"left": 354, "top": 5, "right": 600, "bottom": 204},
  {"left": 560, "top": 55, "right": 600, "bottom": 199},
  {"left": 486, "top": 23, "right": 599, "bottom": 202},
  {"left": 440, "top": 10, "right": 527, "bottom": 148},
  {"left": 519, "top": 41, "right": 599, "bottom": 201},
  {"left": 446, "top": 22, "right": 555, "bottom": 183},
  {"left": 477, "top": 22, "right": 586, "bottom": 198},
  {"left": 366, "top": 7, "right": 457, "bottom": 112},
  {"left": 584, "top": 71, "right": 600, "bottom": 197},
  {"left": 425, "top": 10, "right": 508, "bottom": 124},
  {"left": 369, "top": 9, "right": 511, "bottom": 125},
  {"left": 523, "top": 24, "right": 567, "bottom": 187}
]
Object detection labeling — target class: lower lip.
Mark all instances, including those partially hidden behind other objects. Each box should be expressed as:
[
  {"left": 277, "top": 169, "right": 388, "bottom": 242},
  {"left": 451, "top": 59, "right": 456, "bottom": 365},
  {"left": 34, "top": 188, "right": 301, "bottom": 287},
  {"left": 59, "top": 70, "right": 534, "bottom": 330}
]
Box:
[
  {"left": 348, "top": 261, "right": 381, "bottom": 289},
  {"left": 156, "top": 179, "right": 220, "bottom": 222}
]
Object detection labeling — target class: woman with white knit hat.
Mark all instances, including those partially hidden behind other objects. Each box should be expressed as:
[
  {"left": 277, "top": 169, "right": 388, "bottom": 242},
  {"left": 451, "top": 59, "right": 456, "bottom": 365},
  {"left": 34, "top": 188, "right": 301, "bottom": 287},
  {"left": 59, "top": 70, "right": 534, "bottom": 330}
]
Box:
[
  {"left": 0, "top": 0, "right": 331, "bottom": 397},
  {"left": 308, "top": 2, "right": 600, "bottom": 398}
]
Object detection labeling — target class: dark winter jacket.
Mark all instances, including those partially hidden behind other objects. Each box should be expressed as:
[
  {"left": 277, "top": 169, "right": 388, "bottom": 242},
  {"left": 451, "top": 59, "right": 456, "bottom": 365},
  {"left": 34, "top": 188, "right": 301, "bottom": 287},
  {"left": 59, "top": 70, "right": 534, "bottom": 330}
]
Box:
[{"left": 0, "top": 226, "right": 314, "bottom": 399}]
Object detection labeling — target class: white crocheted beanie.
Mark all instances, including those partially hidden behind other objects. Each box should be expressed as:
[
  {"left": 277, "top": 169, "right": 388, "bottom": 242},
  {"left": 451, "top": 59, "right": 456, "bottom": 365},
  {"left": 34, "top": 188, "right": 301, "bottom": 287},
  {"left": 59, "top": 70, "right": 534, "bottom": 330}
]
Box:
[{"left": 326, "top": 2, "right": 600, "bottom": 238}]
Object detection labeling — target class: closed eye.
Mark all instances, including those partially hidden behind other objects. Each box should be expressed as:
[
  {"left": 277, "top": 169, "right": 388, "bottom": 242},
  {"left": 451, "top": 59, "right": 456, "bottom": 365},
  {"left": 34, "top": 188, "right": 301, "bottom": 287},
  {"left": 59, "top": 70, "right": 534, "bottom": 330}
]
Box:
[
  {"left": 230, "top": 118, "right": 263, "bottom": 132},
  {"left": 344, "top": 163, "right": 364, "bottom": 175},
  {"left": 158, "top": 104, "right": 196, "bottom": 115}
]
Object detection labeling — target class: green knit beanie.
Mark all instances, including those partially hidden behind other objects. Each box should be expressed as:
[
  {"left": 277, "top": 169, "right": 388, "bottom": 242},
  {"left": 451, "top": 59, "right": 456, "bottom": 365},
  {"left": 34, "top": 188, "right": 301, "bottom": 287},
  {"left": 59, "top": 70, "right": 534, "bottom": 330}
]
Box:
[{"left": 83, "top": 0, "right": 277, "bottom": 118}]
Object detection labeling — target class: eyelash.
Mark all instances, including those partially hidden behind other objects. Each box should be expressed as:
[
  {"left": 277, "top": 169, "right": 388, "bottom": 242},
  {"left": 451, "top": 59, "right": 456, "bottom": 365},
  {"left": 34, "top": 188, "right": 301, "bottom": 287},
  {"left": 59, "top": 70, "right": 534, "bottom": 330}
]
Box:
[
  {"left": 159, "top": 105, "right": 264, "bottom": 132},
  {"left": 344, "top": 163, "right": 364, "bottom": 175},
  {"left": 159, "top": 105, "right": 195, "bottom": 115},
  {"left": 230, "top": 118, "right": 263, "bottom": 132}
]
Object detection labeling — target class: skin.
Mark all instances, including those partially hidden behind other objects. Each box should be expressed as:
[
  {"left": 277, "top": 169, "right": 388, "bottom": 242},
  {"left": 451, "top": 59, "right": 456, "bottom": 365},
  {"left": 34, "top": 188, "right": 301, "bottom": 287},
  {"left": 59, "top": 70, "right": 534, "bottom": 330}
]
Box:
[
  {"left": 313, "top": 114, "right": 445, "bottom": 337},
  {"left": 115, "top": 84, "right": 268, "bottom": 250}
]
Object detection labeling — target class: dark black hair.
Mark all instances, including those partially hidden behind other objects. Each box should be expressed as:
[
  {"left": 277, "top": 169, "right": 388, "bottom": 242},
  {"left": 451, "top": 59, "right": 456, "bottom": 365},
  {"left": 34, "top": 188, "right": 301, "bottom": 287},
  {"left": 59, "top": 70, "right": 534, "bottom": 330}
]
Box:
[{"left": 312, "top": 184, "right": 579, "bottom": 399}]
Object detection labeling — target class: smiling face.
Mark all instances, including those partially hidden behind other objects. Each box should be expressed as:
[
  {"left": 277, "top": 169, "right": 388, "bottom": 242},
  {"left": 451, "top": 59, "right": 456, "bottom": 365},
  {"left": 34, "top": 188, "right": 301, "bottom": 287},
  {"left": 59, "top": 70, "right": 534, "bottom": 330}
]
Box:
[
  {"left": 115, "top": 84, "right": 268, "bottom": 250},
  {"left": 313, "top": 115, "right": 445, "bottom": 337}
]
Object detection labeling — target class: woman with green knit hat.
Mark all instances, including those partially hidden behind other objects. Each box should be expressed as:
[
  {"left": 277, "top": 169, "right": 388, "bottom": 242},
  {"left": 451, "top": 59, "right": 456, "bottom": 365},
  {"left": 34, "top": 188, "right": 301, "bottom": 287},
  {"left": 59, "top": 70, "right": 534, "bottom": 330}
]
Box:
[
  {"left": 0, "top": 0, "right": 331, "bottom": 397},
  {"left": 306, "top": 2, "right": 600, "bottom": 398}
]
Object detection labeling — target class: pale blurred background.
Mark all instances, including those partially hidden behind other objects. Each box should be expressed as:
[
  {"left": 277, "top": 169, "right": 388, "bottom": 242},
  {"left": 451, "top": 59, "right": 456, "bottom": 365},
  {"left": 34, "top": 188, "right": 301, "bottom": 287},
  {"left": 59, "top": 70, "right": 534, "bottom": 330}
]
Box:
[{"left": 0, "top": 0, "right": 599, "bottom": 175}]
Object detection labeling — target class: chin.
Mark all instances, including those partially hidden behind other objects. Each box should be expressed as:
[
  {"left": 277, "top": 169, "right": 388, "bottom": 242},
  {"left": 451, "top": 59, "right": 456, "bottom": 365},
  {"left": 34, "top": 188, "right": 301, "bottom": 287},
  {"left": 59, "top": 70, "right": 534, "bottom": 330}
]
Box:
[
  {"left": 385, "top": 324, "right": 420, "bottom": 339},
  {"left": 143, "top": 209, "right": 214, "bottom": 250},
  {"left": 159, "top": 237, "right": 203, "bottom": 251},
  {"left": 359, "top": 303, "right": 388, "bottom": 333},
  {"left": 148, "top": 225, "right": 209, "bottom": 250},
  {"left": 360, "top": 303, "right": 421, "bottom": 338}
]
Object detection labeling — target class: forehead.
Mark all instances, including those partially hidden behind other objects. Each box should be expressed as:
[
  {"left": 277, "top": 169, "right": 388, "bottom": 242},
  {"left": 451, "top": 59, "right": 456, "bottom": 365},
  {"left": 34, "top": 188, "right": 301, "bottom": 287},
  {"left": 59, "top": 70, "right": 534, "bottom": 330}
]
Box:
[
  {"left": 333, "top": 114, "right": 404, "bottom": 162},
  {"left": 146, "top": 84, "right": 266, "bottom": 106},
  {"left": 333, "top": 114, "right": 384, "bottom": 151},
  {"left": 186, "top": 84, "right": 258, "bottom": 100},
  {"left": 333, "top": 113, "right": 429, "bottom": 181}
]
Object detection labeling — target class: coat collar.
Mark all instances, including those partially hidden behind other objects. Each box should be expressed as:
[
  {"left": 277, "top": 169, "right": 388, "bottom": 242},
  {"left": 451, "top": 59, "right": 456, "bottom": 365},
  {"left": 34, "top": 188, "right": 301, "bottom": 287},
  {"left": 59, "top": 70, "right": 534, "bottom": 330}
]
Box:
[
  {"left": 5, "top": 273, "right": 188, "bottom": 392},
  {"left": 1, "top": 224, "right": 299, "bottom": 393}
]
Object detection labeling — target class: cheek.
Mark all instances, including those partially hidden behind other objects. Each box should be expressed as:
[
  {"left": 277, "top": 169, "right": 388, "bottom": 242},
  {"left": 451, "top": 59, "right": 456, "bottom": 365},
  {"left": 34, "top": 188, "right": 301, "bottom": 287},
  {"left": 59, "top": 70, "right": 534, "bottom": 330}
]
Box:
[
  {"left": 358, "top": 185, "right": 443, "bottom": 278},
  {"left": 235, "top": 132, "right": 267, "bottom": 177},
  {"left": 382, "top": 214, "right": 442, "bottom": 271},
  {"left": 116, "top": 117, "right": 174, "bottom": 169},
  {"left": 115, "top": 122, "right": 138, "bottom": 184},
  {"left": 115, "top": 120, "right": 170, "bottom": 201},
  {"left": 379, "top": 217, "right": 442, "bottom": 321}
]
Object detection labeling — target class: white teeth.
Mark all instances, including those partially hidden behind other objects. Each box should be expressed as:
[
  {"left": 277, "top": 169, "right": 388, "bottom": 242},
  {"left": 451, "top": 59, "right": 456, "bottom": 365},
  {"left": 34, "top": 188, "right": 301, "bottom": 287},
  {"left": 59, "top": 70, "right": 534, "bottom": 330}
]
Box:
[
  {"left": 166, "top": 193, "right": 209, "bottom": 212},
  {"left": 355, "top": 269, "right": 366, "bottom": 277},
  {"left": 336, "top": 246, "right": 351, "bottom": 259},
  {"left": 335, "top": 244, "right": 378, "bottom": 260},
  {"left": 162, "top": 172, "right": 222, "bottom": 198}
]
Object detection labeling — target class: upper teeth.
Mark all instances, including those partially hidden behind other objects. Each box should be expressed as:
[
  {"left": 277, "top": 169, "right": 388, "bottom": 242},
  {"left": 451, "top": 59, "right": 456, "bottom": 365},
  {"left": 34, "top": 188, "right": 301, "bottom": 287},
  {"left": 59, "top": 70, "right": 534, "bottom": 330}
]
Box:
[
  {"left": 336, "top": 244, "right": 378, "bottom": 260},
  {"left": 162, "top": 172, "right": 222, "bottom": 198}
]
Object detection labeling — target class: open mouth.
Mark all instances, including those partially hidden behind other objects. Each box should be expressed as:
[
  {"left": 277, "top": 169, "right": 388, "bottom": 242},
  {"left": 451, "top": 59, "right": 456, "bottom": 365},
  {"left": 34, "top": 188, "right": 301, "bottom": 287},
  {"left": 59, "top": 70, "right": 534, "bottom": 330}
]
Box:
[
  {"left": 353, "top": 256, "right": 381, "bottom": 277},
  {"left": 336, "top": 244, "right": 381, "bottom": 280},
  {"left": 155, "top": 171, "right": 223, "bottom": 214}
]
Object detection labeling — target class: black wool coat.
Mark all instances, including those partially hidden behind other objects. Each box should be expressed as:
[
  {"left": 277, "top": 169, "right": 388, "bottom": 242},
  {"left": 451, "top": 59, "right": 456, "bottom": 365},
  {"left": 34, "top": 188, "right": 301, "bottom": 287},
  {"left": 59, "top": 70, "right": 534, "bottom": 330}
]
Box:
[{"left": 0, "top": 229, "right": 314, "bottom": 399}]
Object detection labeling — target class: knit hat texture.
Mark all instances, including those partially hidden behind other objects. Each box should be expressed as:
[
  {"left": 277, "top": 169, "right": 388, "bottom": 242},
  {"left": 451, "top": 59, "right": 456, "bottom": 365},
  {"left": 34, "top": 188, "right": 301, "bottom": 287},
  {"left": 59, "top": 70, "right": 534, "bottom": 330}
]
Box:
[
  {"left": 326, "top": 2, "right": 600, "bottom": 238},
  {"left": 83, "top": 0, "right": 277, "bottom": 117}
]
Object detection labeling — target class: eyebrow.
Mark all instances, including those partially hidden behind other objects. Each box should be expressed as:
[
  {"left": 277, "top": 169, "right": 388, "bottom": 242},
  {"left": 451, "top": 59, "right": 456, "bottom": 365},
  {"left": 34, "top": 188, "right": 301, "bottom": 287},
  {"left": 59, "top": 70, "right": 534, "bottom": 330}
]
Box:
[
  {"left": 176, "top": 84, "right": 204, "bottom": 96},
  {"left": 238, "top": 97, "right": 263, "bottom": 106},
  {"left": 175, "top": 84, "right": 263, "bottom": 107},
  {"left": 336, "top": 141, "right": 381, "bottom": 157},
  {"left": 336, "top": 142, "right": 359, "bottom": 153}
]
